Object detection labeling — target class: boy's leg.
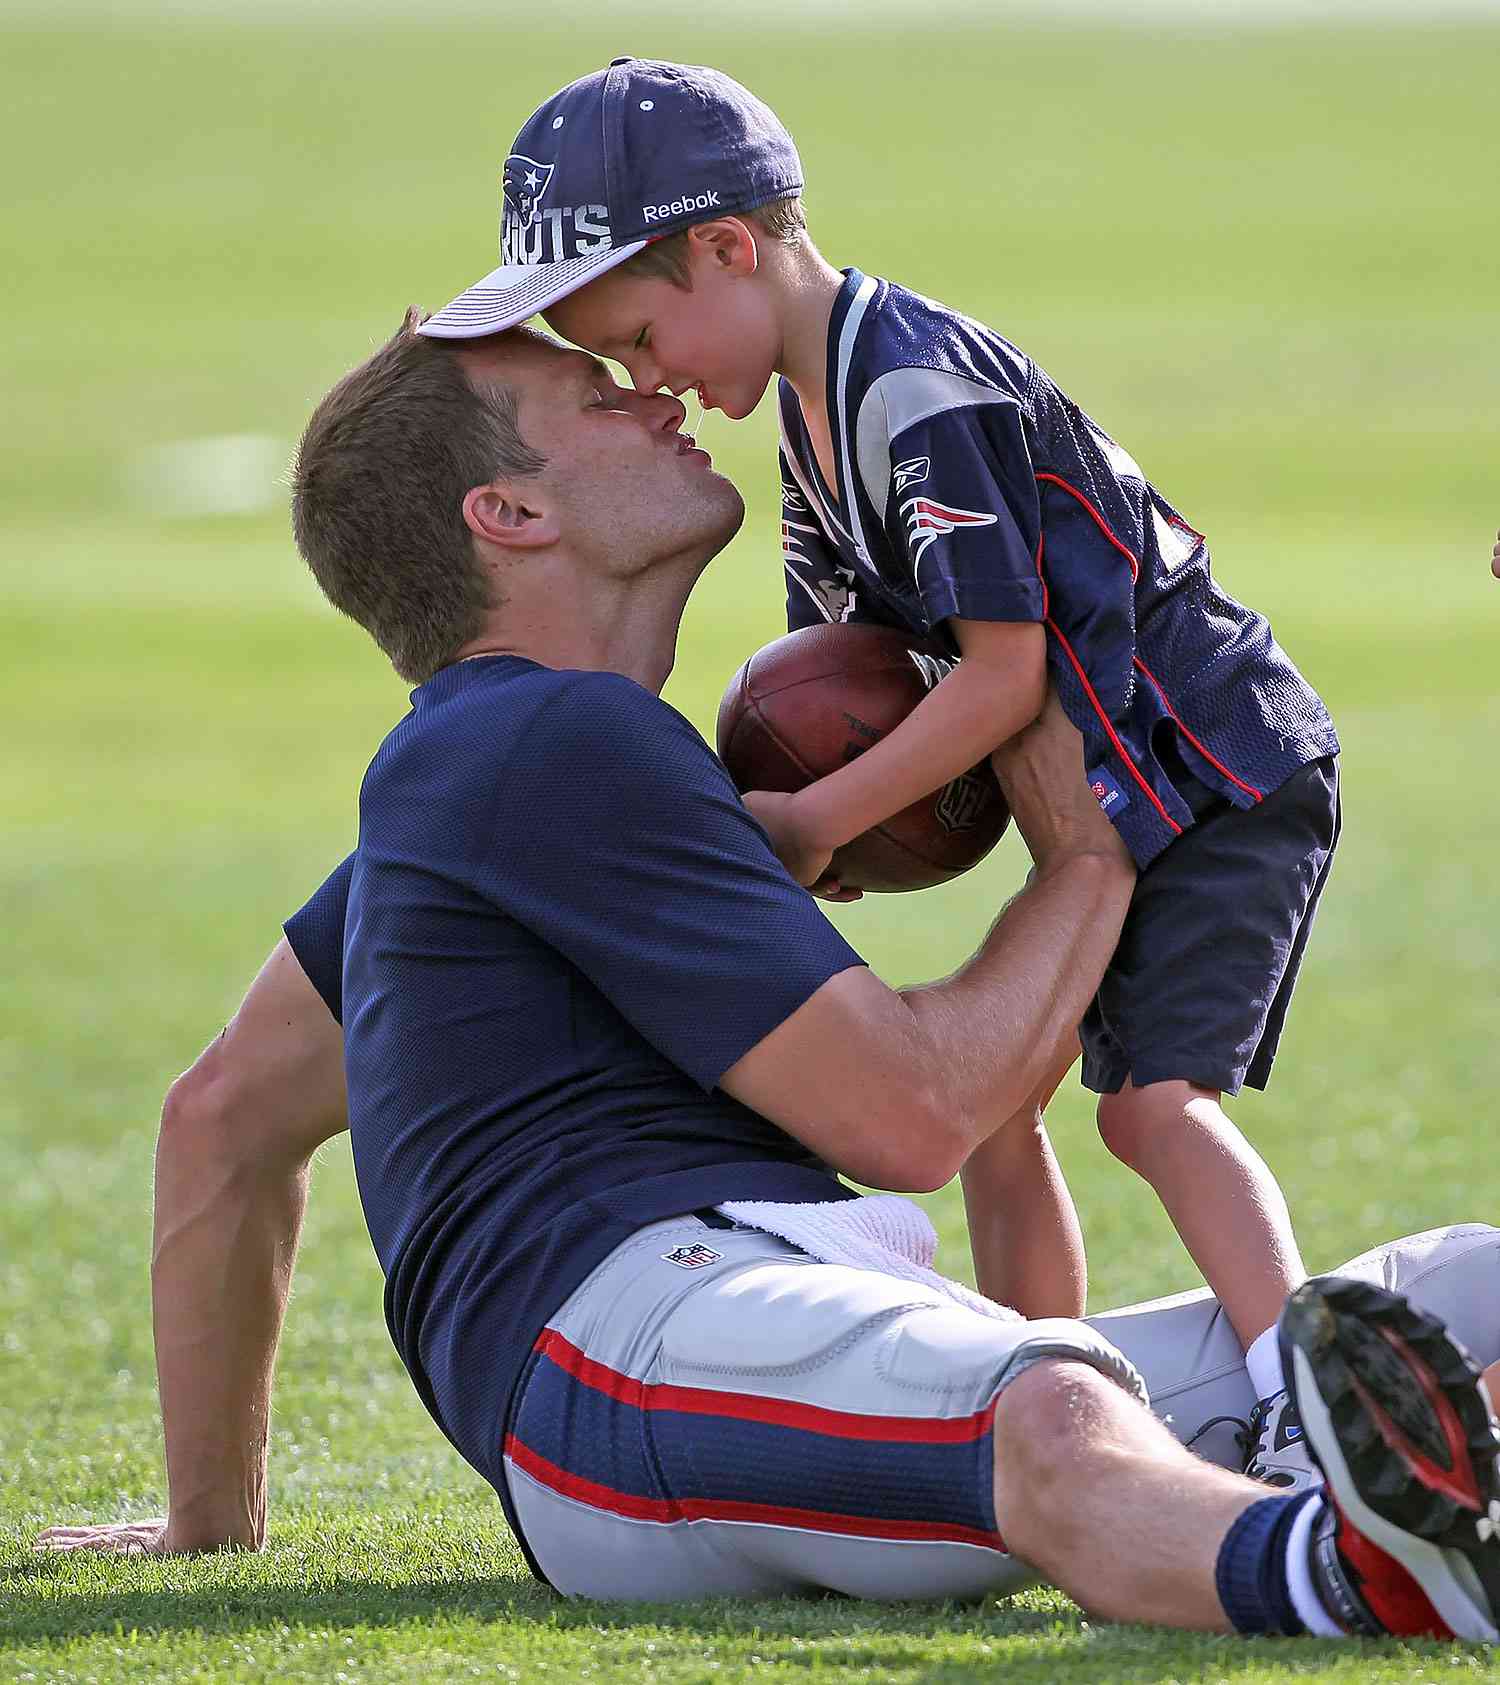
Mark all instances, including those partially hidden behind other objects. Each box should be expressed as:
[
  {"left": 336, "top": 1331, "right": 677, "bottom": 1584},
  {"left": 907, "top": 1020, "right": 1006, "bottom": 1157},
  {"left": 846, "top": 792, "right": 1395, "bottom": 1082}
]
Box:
[
  {"left": 962, "top": 1033, "right": 1085, "bottom": 1317},
  {"left": 1083, "top": 756, "right": 1339, "bottom": 1445},
  {"left": 1096, "top": 1078, "right": 1303, "bottom": 1351}
]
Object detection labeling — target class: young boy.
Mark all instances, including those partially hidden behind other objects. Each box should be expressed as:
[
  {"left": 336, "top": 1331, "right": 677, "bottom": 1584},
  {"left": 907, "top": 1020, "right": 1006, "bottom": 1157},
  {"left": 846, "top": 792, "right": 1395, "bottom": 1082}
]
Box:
[{"left": 418, "top": 59, "right": 1340, "bottom": 1491}]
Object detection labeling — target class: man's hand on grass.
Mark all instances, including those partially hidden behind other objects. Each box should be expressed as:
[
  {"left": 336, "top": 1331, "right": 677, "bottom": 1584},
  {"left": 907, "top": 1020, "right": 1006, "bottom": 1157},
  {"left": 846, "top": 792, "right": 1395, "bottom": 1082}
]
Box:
[{"left": 34, "top": 1520, "right": 174, "bottom": 1556}]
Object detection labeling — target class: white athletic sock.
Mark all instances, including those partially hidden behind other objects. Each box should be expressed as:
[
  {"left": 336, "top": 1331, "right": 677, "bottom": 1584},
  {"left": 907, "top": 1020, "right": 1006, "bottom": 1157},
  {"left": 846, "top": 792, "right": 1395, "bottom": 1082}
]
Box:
[
  {"left": 1283, "top": 1496, "right": 1344, "bottom": 1636},
  {"left": 1245, "top": 1324, "right": 1286, "bottom": 1402}
]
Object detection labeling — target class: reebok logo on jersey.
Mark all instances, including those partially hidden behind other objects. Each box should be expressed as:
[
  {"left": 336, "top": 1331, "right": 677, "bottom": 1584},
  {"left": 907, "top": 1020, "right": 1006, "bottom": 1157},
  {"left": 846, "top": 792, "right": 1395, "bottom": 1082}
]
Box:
[
  {"left": 662, "top": 1243, "right": 723, "bottom": 1270},
  {"left": 901, "top": 496, "right": 997, "bottom": 565},
  {"left": 781, "top": 479, "right": 808, "bottom": 513},
  {"left": 892, "top": 455, "right": 930, "bottom": 493},
  {"left": 1087, "top": 767, "right": 1130, "bottom": 814},
  {"left": 503, "top": 155, "right": 556, "bottom": 229},
  {"left": 642, "top": 189, "right": 721, "bottom": 222}
]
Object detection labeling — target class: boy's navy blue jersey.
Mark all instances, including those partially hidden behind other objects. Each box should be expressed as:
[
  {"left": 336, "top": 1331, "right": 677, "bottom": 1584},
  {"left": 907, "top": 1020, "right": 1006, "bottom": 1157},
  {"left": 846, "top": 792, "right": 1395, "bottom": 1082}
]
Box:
[
  {"left": 282, "top": 655, "right": 862, "bottom": 1569},
  {"left": 778, "top": 270, "right": 1339, "bottom": 866}
]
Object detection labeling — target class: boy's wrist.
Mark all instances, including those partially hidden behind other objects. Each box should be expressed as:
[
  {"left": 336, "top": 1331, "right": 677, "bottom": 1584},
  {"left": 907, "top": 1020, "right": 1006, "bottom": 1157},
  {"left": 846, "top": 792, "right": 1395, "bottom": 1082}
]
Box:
[{"left": 791, "top": 783, "right": 856, "bottom": 854}]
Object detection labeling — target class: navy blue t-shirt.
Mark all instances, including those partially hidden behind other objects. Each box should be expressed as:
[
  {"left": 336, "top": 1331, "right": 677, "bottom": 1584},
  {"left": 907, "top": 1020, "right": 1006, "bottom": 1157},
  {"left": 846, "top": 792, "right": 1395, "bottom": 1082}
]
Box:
[
  {"left": 284, "top": 656, "right": 863, "bottom": 1558},
  {"left": 779, "top": 269, "right": 1340, "bottom": 866}
]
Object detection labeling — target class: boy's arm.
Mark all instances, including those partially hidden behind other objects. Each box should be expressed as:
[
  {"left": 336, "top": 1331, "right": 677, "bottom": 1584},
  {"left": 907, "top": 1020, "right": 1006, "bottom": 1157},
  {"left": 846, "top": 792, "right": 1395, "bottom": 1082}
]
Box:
[
  {"left": 744, "top": 616, "right": 1046, "bottom": 887},
  {"left": 751, "top": 395, "right": 1051, "bottom": 886}
]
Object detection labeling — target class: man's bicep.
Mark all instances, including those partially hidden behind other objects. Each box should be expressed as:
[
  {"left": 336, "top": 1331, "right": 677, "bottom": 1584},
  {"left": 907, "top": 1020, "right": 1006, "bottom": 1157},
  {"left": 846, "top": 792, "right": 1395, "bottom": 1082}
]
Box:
[{"left": 719, "top": 967, "right": 951, "bottom": 1192}]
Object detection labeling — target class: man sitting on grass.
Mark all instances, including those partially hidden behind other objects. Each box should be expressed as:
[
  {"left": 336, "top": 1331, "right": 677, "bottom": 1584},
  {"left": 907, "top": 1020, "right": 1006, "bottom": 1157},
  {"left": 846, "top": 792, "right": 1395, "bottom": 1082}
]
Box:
[{"left": 39, "top": 314, "right": 1500, "bottom": 1643}]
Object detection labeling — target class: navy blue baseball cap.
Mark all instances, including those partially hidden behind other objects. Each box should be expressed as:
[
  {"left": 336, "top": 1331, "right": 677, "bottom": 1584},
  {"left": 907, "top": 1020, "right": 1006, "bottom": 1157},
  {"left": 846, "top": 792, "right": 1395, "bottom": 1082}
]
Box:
[{"left": 418, "top": 58, "right": 802, "bottom": 340}]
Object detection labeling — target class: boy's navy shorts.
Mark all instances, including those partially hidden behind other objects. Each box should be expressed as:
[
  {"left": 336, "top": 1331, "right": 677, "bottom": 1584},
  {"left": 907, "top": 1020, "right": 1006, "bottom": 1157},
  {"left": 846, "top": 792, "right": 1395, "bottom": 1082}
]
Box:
[{"left": 1079, "top": 755, "right": 1340, "bottom": 1097}]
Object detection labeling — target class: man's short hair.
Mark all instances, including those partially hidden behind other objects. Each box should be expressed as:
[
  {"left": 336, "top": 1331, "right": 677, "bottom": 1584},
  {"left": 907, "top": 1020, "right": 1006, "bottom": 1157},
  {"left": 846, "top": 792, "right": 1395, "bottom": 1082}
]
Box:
[
  {"left": 618, "top": 195, "right": 806, "bottom": 288},
  {"left": 290, "top": 309, "right": 546, "bottom": 684}
]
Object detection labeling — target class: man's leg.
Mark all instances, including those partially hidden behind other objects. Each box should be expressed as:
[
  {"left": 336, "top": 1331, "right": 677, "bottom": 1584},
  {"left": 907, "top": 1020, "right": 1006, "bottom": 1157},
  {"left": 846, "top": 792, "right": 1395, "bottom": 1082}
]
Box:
[
  {"left": 504, "top": 1218, "right": 1142, "bottom": 1602},
  {"left": 998, "top": 1288, "right": 1500, "bottom": 1643},
  {"left": 993, "top": 1358, "right": 1257, "bottom": 1629},
  {"left": 1282, "top": 1276, "right": 1500, "bottom": 1641},
  {"left": 1086, "top": 1222, "right": 1500, "bottom": 1471}
]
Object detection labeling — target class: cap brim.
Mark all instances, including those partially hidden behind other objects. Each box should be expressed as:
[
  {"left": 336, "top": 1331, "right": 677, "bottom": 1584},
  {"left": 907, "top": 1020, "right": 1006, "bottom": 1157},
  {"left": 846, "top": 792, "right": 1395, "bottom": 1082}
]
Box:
[{"left": 415, "top": 240, "right": 648, "bottom": 340}]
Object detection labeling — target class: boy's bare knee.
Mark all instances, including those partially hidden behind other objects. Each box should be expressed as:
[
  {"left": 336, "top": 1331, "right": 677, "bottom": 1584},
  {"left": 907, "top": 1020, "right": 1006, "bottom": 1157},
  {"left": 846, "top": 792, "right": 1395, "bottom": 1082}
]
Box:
[
  {"left": 1096, "top": 1080, "right": 1217, "bottom": 1170},
  {"left": 1096, "top": 1087, "right": 1157, "bottom": 1170}
]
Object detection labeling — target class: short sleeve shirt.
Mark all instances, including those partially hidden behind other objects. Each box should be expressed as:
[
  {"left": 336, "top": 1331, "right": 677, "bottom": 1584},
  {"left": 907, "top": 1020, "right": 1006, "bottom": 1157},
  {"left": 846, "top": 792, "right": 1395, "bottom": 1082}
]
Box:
[
  {"left": 778, "top": 270, "right": 1339, "bottom": 867},
  {"left": 284, "top": 656, "right": 863, "bottom": 1563}
]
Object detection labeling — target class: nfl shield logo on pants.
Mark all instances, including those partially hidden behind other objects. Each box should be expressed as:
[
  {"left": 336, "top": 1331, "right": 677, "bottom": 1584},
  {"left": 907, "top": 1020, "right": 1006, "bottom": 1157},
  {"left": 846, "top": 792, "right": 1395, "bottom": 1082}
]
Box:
[{"left": 662, "top": 1243, "right": 723, "bottom": 1270}]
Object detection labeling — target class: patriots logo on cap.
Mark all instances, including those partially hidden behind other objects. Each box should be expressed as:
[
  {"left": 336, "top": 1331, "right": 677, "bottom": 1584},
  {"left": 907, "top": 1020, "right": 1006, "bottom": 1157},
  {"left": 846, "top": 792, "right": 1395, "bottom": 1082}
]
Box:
[
  {"left": 503, "top": 154, "right": 555, "bottom": 231},
  {"left": 901, "top": 496, "right": 998, "bottom": 566}
]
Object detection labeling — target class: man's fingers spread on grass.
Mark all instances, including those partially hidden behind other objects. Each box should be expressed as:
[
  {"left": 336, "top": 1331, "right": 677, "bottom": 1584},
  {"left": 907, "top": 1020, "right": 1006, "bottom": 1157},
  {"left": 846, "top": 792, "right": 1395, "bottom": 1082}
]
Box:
[{"left": 34, "top": 1521, "right": 169, "bottom": 1553}]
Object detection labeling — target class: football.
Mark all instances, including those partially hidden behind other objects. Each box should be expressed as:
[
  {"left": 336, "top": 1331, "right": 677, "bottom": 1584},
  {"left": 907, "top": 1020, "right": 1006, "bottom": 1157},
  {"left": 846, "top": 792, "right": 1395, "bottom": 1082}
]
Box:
[{"left": 716, "top": 623, "right": 1011, "bottom": 892}]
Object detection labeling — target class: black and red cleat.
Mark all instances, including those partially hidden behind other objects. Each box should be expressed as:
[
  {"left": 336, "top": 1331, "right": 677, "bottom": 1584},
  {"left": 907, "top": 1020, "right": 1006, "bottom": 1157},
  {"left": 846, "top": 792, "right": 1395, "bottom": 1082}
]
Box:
[{"left": 1281, "top": 1275, "right": 1500, "bottom": 1642}]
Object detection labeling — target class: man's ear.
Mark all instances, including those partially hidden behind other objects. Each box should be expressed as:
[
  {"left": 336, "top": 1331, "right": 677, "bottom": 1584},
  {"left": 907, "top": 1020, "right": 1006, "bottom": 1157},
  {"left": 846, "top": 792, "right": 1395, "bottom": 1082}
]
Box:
[
  {"left": 684, "top": 217, "right": 759, "bottom": 278},
  {"left": 462, "top": 483, "right": 559, "bottom": 551}
]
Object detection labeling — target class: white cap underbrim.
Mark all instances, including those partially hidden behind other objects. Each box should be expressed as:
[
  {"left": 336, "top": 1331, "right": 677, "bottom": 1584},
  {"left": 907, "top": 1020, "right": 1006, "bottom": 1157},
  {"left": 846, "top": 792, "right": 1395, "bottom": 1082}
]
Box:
[{"left": 416, "top": 240, "right": 648, "bottom": 340}]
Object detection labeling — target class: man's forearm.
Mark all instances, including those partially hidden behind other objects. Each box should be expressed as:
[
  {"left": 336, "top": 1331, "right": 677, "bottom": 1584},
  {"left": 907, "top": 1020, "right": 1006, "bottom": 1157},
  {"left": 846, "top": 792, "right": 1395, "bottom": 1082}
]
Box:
[
  {"left": 152, "top": 1108, "right": 309, "bottom": 1550},
  {"left": 900, "top": 848, "right": 1132, "bottom": 1138}
]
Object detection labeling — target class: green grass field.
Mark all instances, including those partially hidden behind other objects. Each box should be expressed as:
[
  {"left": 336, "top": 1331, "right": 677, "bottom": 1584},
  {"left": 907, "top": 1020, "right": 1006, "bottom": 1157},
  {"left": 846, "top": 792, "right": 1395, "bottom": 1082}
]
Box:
[{"left": 3, "top": 7, "right": 1499, "bottom": 1680}]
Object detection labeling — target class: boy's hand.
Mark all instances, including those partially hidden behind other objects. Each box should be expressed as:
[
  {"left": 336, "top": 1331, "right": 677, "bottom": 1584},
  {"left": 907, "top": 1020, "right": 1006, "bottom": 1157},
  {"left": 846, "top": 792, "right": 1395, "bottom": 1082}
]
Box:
[
  {"left": 1491, "top": 528, "right": 1499, "bottom": 580},
  {"left": 741, "top": 789, "right": 836, "bottom": 889},
  {"left": 989, "top": 690, "right": 1133, "bottom": 876}
]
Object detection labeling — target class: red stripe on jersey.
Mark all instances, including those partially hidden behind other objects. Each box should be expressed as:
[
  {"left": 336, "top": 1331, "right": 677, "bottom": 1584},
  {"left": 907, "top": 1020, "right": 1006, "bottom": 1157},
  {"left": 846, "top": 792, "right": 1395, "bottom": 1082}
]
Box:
[
  {"left": 1045, "top": 623, "right": 1182, "bottom": 836},
  {"left": 906, "top": 497, "right": 995, "bottom": 527},
  {"left": 1131, "top": 658, "right": 1265, "bottom": 802},
  {"left": 504, "top": 1435, "right": 1008, "bottom": 1551},
  {"left": 532, "top": 1328, "right": 998, "bottom": 1444},
  {"left": 1035, "top": 473, "right": 1141, "bottom": 582}
]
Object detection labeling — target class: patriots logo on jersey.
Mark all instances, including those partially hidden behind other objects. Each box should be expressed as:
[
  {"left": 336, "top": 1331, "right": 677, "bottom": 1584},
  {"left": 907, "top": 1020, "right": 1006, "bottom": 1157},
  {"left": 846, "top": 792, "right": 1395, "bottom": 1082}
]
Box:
[
  {"left": 784, "top": 523, "right": 857, "bottom": 622},
  {"left": 503, "top": 154, "right": 555, "bottom": 231},
  {"left": 892, "top": 455, "right": 930, "bottom": 493},
  {"left": 901, "top": 496, "right": 998, "bottom": 565}
]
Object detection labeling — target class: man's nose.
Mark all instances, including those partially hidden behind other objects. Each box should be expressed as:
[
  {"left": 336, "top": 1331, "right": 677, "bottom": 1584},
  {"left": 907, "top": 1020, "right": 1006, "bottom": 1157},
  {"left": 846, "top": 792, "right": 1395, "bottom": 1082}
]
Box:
[{"left": 635, "top": 389, "right": 687, "bottom": 434}]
